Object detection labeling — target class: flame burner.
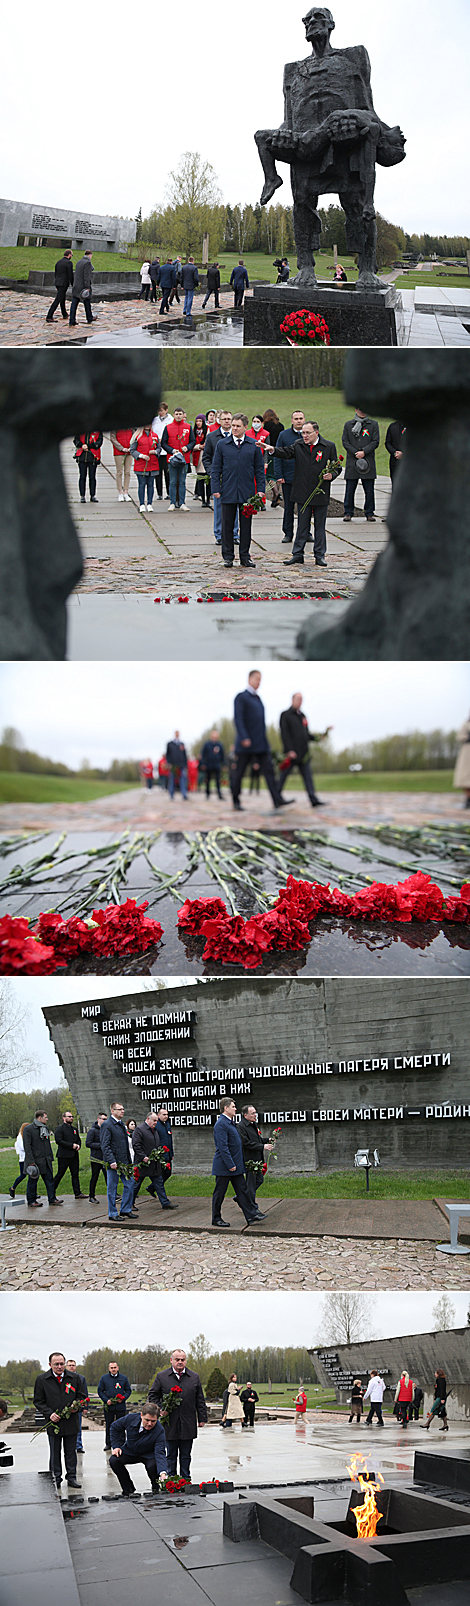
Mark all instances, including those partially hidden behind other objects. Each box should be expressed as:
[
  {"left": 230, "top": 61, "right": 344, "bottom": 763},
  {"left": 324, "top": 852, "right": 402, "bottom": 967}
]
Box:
[{"left": 223, "top": 1480, "right": 470, "bottom": 1604}]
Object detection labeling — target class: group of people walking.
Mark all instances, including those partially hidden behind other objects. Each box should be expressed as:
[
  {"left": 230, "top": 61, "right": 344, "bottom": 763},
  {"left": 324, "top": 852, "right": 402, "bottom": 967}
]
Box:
[
  {"left": 70, "top": 400, "right": 404, "bottom": 573},
  {"left": 44, "top": 249, "right": 253, "bottom": 328},
  {"left": 347, "top": 1368, "right": 449, "bottom": 1431}
]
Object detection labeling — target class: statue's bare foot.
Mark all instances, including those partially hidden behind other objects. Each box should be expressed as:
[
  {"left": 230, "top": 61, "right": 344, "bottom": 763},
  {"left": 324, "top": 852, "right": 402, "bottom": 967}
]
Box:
[
  {"left": 260, "top": 175, "right": 283, "bottom": 205},
  {"left": 291, "top": 266, "right": 318, "bottom": 288}
]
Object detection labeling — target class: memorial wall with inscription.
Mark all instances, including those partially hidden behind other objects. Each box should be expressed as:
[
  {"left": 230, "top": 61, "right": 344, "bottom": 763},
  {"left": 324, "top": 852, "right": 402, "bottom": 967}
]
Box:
[
  {"left": 0, "top": 195, "right": 136, "bottom": 249},
  {"left": 43, "top": 978, "right": 470, "bottom": 1173},
  {"left": 310, "top": 1330, "right": 470, "bottom": 1418}
]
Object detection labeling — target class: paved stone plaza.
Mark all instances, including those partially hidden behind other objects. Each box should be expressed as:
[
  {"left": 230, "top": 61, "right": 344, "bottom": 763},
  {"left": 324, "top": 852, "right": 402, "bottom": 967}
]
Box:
[
  {"left": 0, "top": 784, "right": 461, "bottom": 835},
  {"left": 2, "top": 1223, "right": 470, "bottom": 1290}
]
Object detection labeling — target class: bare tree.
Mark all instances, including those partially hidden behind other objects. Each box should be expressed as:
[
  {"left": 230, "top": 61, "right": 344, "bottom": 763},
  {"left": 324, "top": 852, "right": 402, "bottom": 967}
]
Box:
[
  {"left": 432, "top": 1294, "right": 456, "bottom": 1331},
  {"left": 0, "top": 981, "right": 39, "bottom": 1093},
  {"left": 315, "top": 1291, "right": 376, "bottom": 1346}
]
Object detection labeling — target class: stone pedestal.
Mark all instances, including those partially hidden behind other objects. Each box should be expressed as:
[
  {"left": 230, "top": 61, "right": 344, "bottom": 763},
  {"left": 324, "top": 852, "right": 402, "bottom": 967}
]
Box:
[{"left": 243, "top": 282, "right": 405, "bottom": 347}]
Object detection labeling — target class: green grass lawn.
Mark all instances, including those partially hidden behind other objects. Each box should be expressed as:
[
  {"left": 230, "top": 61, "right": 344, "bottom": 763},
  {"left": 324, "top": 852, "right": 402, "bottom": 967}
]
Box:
[
  {"left": 290, "top": 771, "right": 454, "bottom": 793},
  {"left": 164, "top": 387, "right": 394, "bottom": 475},
  {"left": 0, "top": 247, "right": 142, "bottom": 280},
  {"left": 395, "top": 269, "right": 470, "bottom": 291},
  {"left": 1, "top": 1148, "right": 467, "bottom": 1201},
  {"left": 0, "top": 773, "right": 138, "bottom": 805}
]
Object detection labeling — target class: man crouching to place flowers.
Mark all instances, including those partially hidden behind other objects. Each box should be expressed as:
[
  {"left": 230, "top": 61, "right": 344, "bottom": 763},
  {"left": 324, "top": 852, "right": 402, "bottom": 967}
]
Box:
[{"left": 109, "top": 1400, "right": 167, "bottom": 1496}]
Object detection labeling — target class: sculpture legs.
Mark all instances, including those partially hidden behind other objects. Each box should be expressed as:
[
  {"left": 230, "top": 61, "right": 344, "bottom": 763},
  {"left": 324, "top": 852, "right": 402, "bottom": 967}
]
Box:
[
  {"left": 290, "top": 165, "right": 321, "bottom": 287},
  {"left": 254, "top": 129, "right": 284, "bottom": 205}
]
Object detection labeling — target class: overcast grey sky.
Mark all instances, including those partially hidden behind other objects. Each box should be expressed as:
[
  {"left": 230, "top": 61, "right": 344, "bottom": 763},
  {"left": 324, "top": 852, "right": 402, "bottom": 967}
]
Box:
[
  {"left": 8, "top": 977, "right": 190, "bottom": 1091},
  {"left": 1, "top": 1290, "right": 469, "bottom": 1368},
  {"left": 1, "top": 663, "right": 468, "bottom": 772},
  {"left": 1, "top": 0, "right": 469, "bottom": 234}
]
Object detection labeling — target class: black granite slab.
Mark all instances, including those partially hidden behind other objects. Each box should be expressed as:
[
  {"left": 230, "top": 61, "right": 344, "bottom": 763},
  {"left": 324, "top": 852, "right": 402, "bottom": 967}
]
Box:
[{"left": 243, "top": 284, "right": 405, "bottom": 347}]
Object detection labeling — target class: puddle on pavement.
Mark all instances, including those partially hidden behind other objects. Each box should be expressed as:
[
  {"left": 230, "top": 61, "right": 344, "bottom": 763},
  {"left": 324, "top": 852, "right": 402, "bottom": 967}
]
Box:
[{"left": 51, "top": 311, "right": 244, "bottom": 348}]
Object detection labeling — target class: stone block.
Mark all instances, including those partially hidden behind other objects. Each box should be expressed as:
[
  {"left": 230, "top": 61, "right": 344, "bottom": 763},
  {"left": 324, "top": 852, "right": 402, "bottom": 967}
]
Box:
[{"left": 243, "top": 284, "right": 404, "bottom": 347}]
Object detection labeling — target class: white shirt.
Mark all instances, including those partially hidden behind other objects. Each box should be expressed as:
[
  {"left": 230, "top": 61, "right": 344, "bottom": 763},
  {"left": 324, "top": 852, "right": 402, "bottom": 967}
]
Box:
[
  {"left": 363, "top": 1376, "right": 385, "bottom": 1402},
  {"left": 15, "top": 1131, "right": 25, "bottom": 1161},
  {"left": 152, "top": 413, "right": 174, "bottom": 440}
]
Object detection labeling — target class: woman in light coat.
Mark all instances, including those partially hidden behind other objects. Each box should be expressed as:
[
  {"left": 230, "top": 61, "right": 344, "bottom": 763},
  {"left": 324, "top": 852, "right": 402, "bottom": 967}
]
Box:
[
  {"left": 222, "top": 1376, "right": 244, "bottom": 1427},
  {"left": 9, "top": 1123, "right": 28, "bottom": 1196},
  {"left": 139, "top": 261, "right": 152, "bottom": 301},
  {"left": 453, "top": 717, "right": 470, "bottom": 808}
]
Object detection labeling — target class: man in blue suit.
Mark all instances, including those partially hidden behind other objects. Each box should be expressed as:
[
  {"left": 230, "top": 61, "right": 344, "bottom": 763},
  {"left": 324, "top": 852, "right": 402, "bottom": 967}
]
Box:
[
  {"left": 212, "top": 1096, "right": 267, "bottom": 1228},
  {"left": 231, "top": 668, "right": 295, "bottom": 813},
  {"left": 211, "top": 415, "right": 265, "bottom": 568},
  {"left": 100, "top": 1101, "right": 136, "bottom": 1223},
  {"left": 109, "top": 1401, "right": 167, "bottom": 1495}
]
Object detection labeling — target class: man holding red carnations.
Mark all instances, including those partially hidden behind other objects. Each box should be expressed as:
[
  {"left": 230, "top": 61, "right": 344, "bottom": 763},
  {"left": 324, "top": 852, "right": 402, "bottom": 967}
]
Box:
[
  {"left": 34, "top": 1352, "right": 88, "bottom": 1489},
  {"left": 149, "top": 1348, "right": 207, "bottom": 1483},
  {"left": 269, "top": 420, "right": 341, "bottom": 566}
]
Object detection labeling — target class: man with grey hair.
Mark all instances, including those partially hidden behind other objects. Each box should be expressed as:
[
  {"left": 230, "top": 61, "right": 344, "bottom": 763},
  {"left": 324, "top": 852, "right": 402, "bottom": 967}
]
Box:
[
  {"left": 149, "top": 1349, "right": 207, "bottom": 1481},
  {"left": 270, "top": 420, "right": 340, "bottom": 566}
]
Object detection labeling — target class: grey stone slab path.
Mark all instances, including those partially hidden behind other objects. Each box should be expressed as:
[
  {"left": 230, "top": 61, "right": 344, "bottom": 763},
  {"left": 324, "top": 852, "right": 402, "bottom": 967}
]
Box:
[
  {"left": 0, "top": 785, "right": 460, "bottom": 835},
  {"left": 2, "top": 1223, "right": 470, "bottom": 1289},
  {"left": 2, "top": 1193, "right": 449, "bottom": 1243}
]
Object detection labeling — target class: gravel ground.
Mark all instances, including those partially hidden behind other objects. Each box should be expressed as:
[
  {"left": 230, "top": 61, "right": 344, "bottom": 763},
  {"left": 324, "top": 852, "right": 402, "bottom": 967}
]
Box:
[{"left": 1, "top": 1227, "right": 469, "bottom": 1290}]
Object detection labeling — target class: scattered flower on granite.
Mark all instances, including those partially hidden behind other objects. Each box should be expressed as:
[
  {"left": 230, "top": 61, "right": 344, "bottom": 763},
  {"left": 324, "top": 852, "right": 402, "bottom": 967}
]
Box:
[{"left": 0, "top": 901, "right": 163, "bottom": 974}]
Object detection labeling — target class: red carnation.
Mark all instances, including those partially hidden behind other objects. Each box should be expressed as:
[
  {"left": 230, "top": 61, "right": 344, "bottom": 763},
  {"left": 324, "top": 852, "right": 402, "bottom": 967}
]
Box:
[{"left": 0, "top": 915, "right": 64, "bottom": 975}]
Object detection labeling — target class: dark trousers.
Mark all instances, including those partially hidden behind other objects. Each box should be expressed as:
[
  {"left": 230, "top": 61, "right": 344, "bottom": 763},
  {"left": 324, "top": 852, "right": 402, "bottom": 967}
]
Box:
[
  {"left": 47, "top": 288, "right": 69, "bottom": 320},
  {"left": 231, "top": 748, "right": 282, "bottom": 808},
  {"left": 293, "top": 505, "right": 327, "bottom": 560},
  {"left": 103, "top": 1402, "right": 127, "bottom": 1448},
  {"left": 233, "top": 287, "right": 244, "bottom": 307},
  {"left": 109, "top": 1451, "right": 157, "bottom": 1491},
  {"left": 398, "top": 1401, "right": 410, "bottom": 1426},
  {"left": 212, "top": 1172, "right": 257, "bottom": 1224},
  {"left": 243, "top": 1402, "right": 256, "bottom": 1426},
  {"left": 159, "top": 287, "right": 172, "bottom": 313},
  {"left": 279, "top": 756, "right": 316, "bottom": 804},
  {"left": 156, "top": 459, "right": 170, "bottom": 496},
  {"left": 133, "top": 1170, "right": 172, "bottom": 1208},
  {"left": 150, "top": 281, "right": 159, "bottom": 302},
  {"left": 221, "top": 503, "right": 252, "bottom": 564},
  {"left": 169, "top": 284, "right": 180, "bottom": 305},
  {"left": 139, "top": 283, "right": 151, "bottom": 300},
  {"left": 281, "top": 483, "right": 295, "bottom": 540},
  {"left": 54, "top": 1154, "right": 81, "bottom": 1196},
  {"left": 69, "top": 294, "right": 93, "bottom": 325},
  {"left": 89, "top": 1159, "right": 107, "bottom": 1198},
  {"left": 78, "top": 460, "right": 97, "bottom": 498},
  {"left": 11, "top": 1160, "right": 26, "bottom": 1193},
  {"left": 26, "top": 1162, "right": 55, "bottom": 1205},
  {"left": 366, "top": 1403, "right": 384, "bottom": 1425},
  {"left": 344, "top": 479, "right": 375, "bottom": 517},
  {"left": 206, "top": 767, "right": 222, "bottom": 798},
  {"left": 47, "top": 1427, "right": 78, "bottom": 1483},
  {"left": 166, "top": 1437, "right": 193, "bottom": 1479},
  {"left": 202, "top": 289, "right": 220, "bottom": 307},
  {"left": 245, "top": 1169, "right": 263, "bottom": 1206}
]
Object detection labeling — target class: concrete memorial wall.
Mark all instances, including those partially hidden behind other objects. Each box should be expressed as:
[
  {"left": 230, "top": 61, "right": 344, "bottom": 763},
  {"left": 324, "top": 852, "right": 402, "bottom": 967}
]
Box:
[
  {"left": 310, "top": 1327, "right": 470, "bottom": 1418},
  {"left": 43, "top": 979, "right": 470, "bottom": 1174},
  {"left": 0, "top": 195, "right": 136, "bottom": 249}
]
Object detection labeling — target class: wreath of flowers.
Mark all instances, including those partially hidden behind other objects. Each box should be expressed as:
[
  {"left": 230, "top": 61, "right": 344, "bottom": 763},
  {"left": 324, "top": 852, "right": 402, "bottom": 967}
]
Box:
[
  {"left": 0, "top": 899, "right": 163, "bottom": 975},
  {"left": 177, "top": 873, "right": 470, "bottom": 970},
  {"left": 280, "top": 309, "right": 331, "bottom": 346}
]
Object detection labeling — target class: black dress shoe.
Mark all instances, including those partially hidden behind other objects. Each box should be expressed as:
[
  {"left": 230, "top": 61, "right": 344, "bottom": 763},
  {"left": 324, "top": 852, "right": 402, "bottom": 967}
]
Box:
[
  {"left": 223, "top": 560, "right": 234, "bottom": 567},
  {"left": 251, "top": 1211, "right": 267, "bottom": 1220},
  {"left": 283, "top": 557, "right": 304, "bottom": 566},
  {"left": 275, "top": 798, "right": 295, "bottom": 808},
  {"left": 162, "top": 1201, "right": 178, "bottom": 1209},
  {"left": 315, "top": 557, "right": 327, "bottom": 567},
  {"left": 240, "top": 559, "right": 256, "bottom": 568},
  {"left": 233, "top": 800, "right": 244, "bottom": 810},
  {"left": 49, "top": 1198, "right": 63, "bottom": 1205},
  {"left": 74, "top": 1193, "right": 86, "bottom": 1199},
  {"left": 305, "top": 535, "right": 314, "bottom": 542},
  {"left": 281, "top": 535, "right": 293, "bottom": 543},
  {"left": 213, "top": 1218, "right": 231, "bottom": 1227},
  {"left": 311, "top": 798, "right": 326, "bottom": 806},
  {"left": 67, "top": 1479, "right": 81, "bottom": 1489}
]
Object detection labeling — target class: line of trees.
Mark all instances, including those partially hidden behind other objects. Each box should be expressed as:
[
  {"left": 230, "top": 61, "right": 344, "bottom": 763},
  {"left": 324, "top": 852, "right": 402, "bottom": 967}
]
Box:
[
  {"left": 160, "top": 347, "right": 346, "bottom": 394},
  {"left": 0, "top": 1084, "right": 77, "bottom": 1138},
  {"left": 0, "top": 728, "right": 140, "bottom": 783},
  {"left": 79, "top": 1340, "right": 317, "bottom": 1390},
  {"left": 193, "top": 726, "right": 459, "bottom": 773}
]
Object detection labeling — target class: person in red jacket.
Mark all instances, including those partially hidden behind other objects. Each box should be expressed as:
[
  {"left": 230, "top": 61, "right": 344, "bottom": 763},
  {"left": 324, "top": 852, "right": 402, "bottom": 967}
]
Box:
[
  {"left": 247, "top": 416, "right": 270, "bottom": 451},
  {"left": 161, "top": 408, "right": 195, "bottom": 511},
  {"left": 130, "top": 426, "right": 160, "bottom": 513},
  {"left": 395, "top": 1370, "right": 413, "bottom": 1427},
  {"left": 110, "top": 427, "right": 134, "bottom": 501},
  {"left": 73, "top": 433, "right": 103, "bottom": 503},
  {"left": 294, "top": 1388, "right": 307, "bottom": 1416}
]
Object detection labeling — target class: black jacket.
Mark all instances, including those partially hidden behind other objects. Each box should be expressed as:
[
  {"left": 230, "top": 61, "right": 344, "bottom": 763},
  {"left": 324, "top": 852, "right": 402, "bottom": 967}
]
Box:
[
  {"left": 23, "top": 1120, "right": 54, "bottom": 1175},
  {"left": 385, "top": 421, "right": 406, "bottom": 479},
  {"left": 34, "top": 1368, "right": 88, "bottom": 1433},
  {"left": 149, "top": 1367, "right": 207, "bottom": 1439},
  {"left": 166, "top": 739, "right": 187, "bottom": 769},
  {"left": 181, "top": 262, "right": 199, "bottom": 290},
  {"left": 272, "top": 425, "right": 304, "bottom": 485},
  {"left": 274, "top": 435, "right": 340, "bottom": 509},
  {"left": 239, "top": 1116, "right": 264, "bottom": 1163},
  {"left": 86, "top": 1121, "right": 106, "bottom": 1162},
  {"left": 200, "top": 739, "right": 224, "bottom": 771},
  {"left": 97, "top": 1371, "right": 131, "bottom": 1405},
  {"left": 342, "top": 418, "right": 379, "bottom": 480},
  {"left": 206, "top": 265, "right": 220, "bottom": 290},
  {"left": 54, "top": 1121, "right": 81, "bottom": 1158},
  {"left": 240, "top": 1387, "right": 259, "bottom": 1404},
  {"left": 133, "top": 1120, "right": 163, "bottom": 1180},
  {"left": 280, "top": 706, "right": 318, "bottom": 762},
  {"left": 54, "top": 255, "right": 74, "bottom": 289},
  {"left": 100, "top": 1115, "right": 132, "bottom": 1168},
  {"left": 155, "top": 1117, "right": 173, "bottom": 1161}
]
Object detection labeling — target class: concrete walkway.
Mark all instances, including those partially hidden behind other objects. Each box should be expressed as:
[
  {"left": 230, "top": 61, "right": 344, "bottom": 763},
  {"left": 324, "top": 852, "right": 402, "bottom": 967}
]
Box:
[
  {"left": 0, "top": 785, "right": 460, "bottom": 835},
  {"left": 2, "top": 1194, "right": 453, "bottom": 1242}
]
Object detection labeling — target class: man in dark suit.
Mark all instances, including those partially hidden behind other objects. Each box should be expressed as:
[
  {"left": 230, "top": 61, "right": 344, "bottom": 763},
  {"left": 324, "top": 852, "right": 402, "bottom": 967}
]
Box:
[
  {"left": 34, "top": 1352, "right": 88, "bottom": 1488},
  {"left": 271, "top": 420, "right": 341, "bottom": 566},
  {"left": 166, "top": 731, "right": 188, "bottom": 801},
  {"left": 240, "top": 1382, "right": 259, "bottom": 1426},
  {"left": 211, "top": 415, "right": 266, "bottom": 568},
  {"left": 100, "top": 1101, "right": 136, "bottom": 1222},
  {"left": 279, "top": 693, "right": 332, "bottom": 807},
  {"left": 231, "top": 669, "right": 294, "bottom": 813},
  {"left": 133, "top": 1112, "right": 178, "bottom": 1210},
  {"left": 239, "top": 1104, "right": 273, "bottom": 1207},
  {"left": 46, "top": 250, "right": 74, "bottom": 322},
  {"left": 97, "top": 1361, "right": 132, "bottom": 1449},
  {"left": 85, "top": 1112, "right": 108, "bottom": 1200},
  {"left": 66, "top": 1359, "right": 88, "bottom": 1454},
  {"left": 200, "top": 730, "right": 225, "bottom": 798},
  {"left": 271, "top": 408, "right": 305, "bottom": 544},
  {"left": 109, "top": 1401, "right": 167, "bottom": 1495},
  {"left": 149, "top": 1348, "right": 208, "bottom": 1481},
  {"left": 23, "top": 1110, "right": 63, "bottom": 1208},
  {"left": 202, "top": 409, "right": 237, "bottom": 545},
  {"left": 54, "top": 1111, "right": 84, "bottom": 1198},
  {"left": 385, "top": 420, "right": 406, "bottom": 481},
  {"left": 342, "top": 409, "right": 380, "bottom": 521},
  {"left": 211, "top": 1096, "right": 266, "bottom": 1227}
]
